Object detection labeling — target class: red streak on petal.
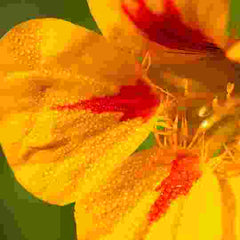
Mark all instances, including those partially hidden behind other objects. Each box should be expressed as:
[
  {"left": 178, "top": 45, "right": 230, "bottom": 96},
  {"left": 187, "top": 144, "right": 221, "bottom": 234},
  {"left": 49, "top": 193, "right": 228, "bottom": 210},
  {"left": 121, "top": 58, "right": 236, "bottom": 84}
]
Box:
[
  {"left": 148, "top": 150, "right": 202, "bottom": 224},
  {"left": 51, "top": 79, "right": 160, "bottom": 122},
  {"left": 122, "top": 0, "right": 221, "bottom": 52}
]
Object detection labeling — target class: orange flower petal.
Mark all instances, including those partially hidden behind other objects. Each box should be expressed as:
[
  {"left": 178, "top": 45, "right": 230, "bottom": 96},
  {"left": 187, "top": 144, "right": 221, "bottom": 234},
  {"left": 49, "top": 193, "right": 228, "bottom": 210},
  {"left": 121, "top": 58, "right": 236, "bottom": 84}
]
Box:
[
  {"left": 226, "top": 41, "right": 240, "bottom": 63},
  {"left": 224, "top": 176, "right": 240, "bottom": 239},
  {"left": 147, "top": 169, "right": 222, "bottom": 240},
  {"left": 88, "top": 0, "right": 230, "bottom": 62},
  {"left": 88, "top": 0, "right": 208, "bottom": 64},
  {"left": 74, "top": 147, "right": 172, "bottom": 240},
  {"left": 88, "top": 0, "right": 235, "bottom": 109},
  {"left": 88, "top": 0, "right": 149, "bottom": 57},
  {"left": 122, "top": 0, "right": 220, "bottom": 52},
  {"left": 0, "top": 18, "right": 160, "bottom": 205},
  {"left": 74, "top": 147, "right": 222, "bottom": 240}
]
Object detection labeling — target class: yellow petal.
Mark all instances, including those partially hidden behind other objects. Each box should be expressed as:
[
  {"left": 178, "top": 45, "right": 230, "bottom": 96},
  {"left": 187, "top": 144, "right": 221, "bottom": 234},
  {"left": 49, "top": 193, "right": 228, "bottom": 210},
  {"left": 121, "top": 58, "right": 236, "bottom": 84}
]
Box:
[
  {"left": 218, "top": 178, "right": 237, "bottom": 240},
  {"left": 0, "top": 18, "right": 140, "bottom": 116},
  {"left": 88, "top": 0, "right": 235, "bottom": 109},
  {"left": 88, "top": 0, "right": 149, "bottom": 57},
  {"left": 226, "top": 41, "right": 240, "bottom": 63},
  {"left": 177, "top": 170, "right": 222, "bottom": 240},
  {"left": 187, "top": 0, "right": 229, "bottom": 49},
  {"left": 88, "top": 0, "right": 229, "bottom": 62},
  {"left": 146, "top": 169, "right": 222, "bottom": 240},
  {"left": 74, "top": 147, "right": 173, "bottom": 240},
  {"left": 0, "top": 18, "right": 160, "bottom": 205},
  {"left": 224, "top": 176, "right": 240, "bottom": 239},
  {"left": 9, "top": 115, "right": 156, "bottom": 205},
  {"left": 88, "top": 0, "right": 210, "bottom": 64}
]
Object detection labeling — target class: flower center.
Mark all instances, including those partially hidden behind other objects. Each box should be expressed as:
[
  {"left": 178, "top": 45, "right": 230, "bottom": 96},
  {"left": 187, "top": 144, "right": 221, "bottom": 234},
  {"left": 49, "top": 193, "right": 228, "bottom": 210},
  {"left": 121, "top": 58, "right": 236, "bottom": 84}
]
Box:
[
  {"left": 147, "top": 91, "right": 203, "bottom": 224},
  {"left": 147, "top": 81, "right": 240, "bottom": 223}
]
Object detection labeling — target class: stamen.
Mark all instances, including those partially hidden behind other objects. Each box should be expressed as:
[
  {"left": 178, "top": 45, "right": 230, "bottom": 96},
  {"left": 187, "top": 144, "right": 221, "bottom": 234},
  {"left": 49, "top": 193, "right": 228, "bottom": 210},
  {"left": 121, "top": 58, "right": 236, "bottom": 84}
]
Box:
[
  {"left": 145, "top": 75, "right": 176, "bottom": 100},
  {"left": 200, "top": 133, "right": 207, "bottom": 165},
  {"left": 187, "top": 128, "right": 201, "bottom": 149},
  {"left": 154, "top": 132, "right": 164, "bottom": 148},
  {"left": 223, "top": 143, "right": 236, "bottom": 163},
  {"left": 138, "top": 51, "right": 177, "bottom": 104},
  {"left": 198, "top": 105, "right": 212, "bottom": 118},
  {"left": 226, "top": 82, "right": 234, "bottom": 99},
  {"left": 181, "top": 111, "right": 188, "bottom": 148},
  {"left": 172, "top": 114, "right": 178, "bottom": 150},
  {"left": 141, "top": 51, "right": 151, "bottom": 74},
  {"left": 164, "top": 128, "right": 167, "bottom": 146},
  {"left": 150, "top": 80, "right": 240, "bottom": 225},
  {"left": 212, "top": 96, "right": 219, "bottom": 111},
  {"left": 184, "top": 78, "right": 189, "bottom": 97}
]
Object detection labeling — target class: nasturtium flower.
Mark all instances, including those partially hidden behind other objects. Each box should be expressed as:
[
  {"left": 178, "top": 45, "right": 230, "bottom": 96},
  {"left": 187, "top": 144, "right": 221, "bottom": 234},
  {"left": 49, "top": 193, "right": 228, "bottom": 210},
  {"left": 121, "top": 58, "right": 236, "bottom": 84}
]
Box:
[{"left": 0, "top": 5, "right": 240, "bottom": 240}]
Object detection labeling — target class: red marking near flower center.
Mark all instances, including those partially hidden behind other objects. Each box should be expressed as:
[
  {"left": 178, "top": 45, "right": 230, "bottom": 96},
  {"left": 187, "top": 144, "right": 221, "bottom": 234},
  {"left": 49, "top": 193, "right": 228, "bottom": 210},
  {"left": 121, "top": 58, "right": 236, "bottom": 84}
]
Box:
[
  {"left": 122, "top": 0, "right": 221, "bottom": 52},
  {"left": 51, "top": 79, "right": 160, "bottom": 122},
  {"left": 148, "top": 150, "right": 202, "bottom": 224}
]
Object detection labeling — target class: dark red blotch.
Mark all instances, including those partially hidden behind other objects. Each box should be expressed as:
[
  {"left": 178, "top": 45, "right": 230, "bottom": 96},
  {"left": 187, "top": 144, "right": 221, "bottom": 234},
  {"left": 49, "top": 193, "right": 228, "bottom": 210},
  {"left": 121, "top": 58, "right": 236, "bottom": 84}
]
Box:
[
  {"left": 51, "top": 79, "right": 160, "bottom": 122},
  {"left": 148, "top": 150, "right": 202, "bottom": 224},
  {"left": 122, "top": 0, "right": 221, "bottom": 52}
]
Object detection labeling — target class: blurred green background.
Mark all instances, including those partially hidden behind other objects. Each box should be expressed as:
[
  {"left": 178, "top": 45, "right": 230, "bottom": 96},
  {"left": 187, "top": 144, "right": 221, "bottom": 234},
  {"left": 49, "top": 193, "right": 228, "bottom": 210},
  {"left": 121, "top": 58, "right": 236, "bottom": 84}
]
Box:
[{"left": 0, "top": 0, "right": 239, "bottom": 239}]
